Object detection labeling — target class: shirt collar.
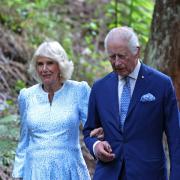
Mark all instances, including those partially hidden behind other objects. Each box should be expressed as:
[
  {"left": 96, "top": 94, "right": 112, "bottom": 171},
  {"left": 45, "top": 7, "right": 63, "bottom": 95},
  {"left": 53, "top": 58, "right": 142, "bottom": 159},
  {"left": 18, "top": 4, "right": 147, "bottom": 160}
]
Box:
[{"left": 118, "top": 60, "right": 141, "bottom": 80}]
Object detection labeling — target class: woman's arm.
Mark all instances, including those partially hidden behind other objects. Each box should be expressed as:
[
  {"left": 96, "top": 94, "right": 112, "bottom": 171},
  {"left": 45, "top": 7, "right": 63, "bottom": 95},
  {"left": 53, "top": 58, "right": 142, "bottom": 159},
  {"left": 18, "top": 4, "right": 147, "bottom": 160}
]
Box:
[{"left": 12, "top": 89, "right": 29, "bottom": 178}]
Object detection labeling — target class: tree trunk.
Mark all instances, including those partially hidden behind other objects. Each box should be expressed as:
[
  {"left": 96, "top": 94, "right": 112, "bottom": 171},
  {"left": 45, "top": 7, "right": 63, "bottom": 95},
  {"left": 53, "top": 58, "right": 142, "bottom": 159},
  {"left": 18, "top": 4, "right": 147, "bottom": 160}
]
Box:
[{"left": 144, "top": 0, "right": 180, "bottom": 107}]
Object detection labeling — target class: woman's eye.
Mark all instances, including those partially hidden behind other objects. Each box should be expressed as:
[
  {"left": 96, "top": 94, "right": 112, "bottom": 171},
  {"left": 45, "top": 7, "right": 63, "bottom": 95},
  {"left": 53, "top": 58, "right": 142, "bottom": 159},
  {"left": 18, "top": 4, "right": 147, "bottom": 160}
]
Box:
[
  {"left": 37, "top": 62, "right": 43, "bottom": 66},
  {"left": 47, "top": 61, "right": 54, "bottom": 65}
]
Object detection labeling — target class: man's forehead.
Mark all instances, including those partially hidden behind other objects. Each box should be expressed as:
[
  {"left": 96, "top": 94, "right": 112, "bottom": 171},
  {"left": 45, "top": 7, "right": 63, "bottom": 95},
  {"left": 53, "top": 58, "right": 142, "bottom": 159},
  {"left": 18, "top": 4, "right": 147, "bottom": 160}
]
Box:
[{"left": 110, "top": 27, "right": 132, "bottom": 36}]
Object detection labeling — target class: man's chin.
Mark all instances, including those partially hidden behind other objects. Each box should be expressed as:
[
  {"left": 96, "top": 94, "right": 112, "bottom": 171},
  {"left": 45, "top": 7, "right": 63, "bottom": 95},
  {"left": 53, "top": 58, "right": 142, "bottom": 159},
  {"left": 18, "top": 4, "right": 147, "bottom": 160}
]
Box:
[{"left": 115, "top": 70, "right": 128, "bottom": 76}]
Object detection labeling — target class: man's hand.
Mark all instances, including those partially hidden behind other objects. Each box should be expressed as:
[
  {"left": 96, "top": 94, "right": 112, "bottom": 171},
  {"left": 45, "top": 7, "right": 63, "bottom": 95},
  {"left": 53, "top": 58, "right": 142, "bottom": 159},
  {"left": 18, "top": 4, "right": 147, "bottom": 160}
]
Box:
[
  {"left": 90, "top": 127, "right": 104, "bottom": 140},
  {"left": 94, "top": 141, "right": 115, "bottom": 162}
]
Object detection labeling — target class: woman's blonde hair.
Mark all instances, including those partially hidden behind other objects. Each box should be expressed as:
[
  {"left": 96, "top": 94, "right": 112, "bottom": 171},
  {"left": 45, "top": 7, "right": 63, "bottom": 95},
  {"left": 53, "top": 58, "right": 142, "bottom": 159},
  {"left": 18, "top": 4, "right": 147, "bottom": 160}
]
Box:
[{"left": 29, "top": 41, "right": 74, "bottom": 82}]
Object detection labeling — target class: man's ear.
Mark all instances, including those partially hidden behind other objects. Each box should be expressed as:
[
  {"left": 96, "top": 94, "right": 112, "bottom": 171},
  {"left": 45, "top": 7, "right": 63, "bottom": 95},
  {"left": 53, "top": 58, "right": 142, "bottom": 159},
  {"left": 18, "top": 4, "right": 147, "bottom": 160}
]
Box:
[{"left": 135, "top": 46, "right": 140, "bottom": 58}]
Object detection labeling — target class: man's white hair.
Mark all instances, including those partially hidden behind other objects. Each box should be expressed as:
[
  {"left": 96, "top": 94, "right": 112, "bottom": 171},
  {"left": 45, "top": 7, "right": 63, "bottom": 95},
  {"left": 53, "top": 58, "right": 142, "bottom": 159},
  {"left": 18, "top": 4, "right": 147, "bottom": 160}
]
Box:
[
  {"left": 104, "top": 26, "right": 139, "bottom": 55},
  {"left": 29, "top": 41, "right": 74, "bottom": 82}
]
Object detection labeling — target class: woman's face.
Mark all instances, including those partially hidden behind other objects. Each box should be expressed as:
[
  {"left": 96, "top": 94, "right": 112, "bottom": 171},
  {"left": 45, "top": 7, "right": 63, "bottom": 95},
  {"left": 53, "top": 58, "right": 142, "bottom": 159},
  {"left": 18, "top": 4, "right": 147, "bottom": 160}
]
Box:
[{"left": 36, "top": 56, "right": 61, "bottom": 87}]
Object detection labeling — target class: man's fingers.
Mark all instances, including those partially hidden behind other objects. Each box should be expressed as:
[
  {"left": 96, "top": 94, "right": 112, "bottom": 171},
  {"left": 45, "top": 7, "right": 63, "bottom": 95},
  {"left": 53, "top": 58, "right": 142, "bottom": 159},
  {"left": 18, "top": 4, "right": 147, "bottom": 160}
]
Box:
[
  {"left": 97, "top": 150, "right": 115, "bottom": 162},
  {"left": 102, "top": 141, "right": 113, "bottom": 153},
  {"left": 95, "top": 141, "right": 115, "bottom": 162},
  {"left": 100, "top": 149, "right": 115, "bottom": 158}
]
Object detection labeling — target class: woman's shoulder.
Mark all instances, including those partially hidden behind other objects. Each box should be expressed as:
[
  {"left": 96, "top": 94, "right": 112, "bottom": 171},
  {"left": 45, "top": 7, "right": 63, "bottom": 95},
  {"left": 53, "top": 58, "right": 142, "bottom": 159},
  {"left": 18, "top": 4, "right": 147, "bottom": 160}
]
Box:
[
  {"left": 65, "top": 80, "right": 90, "bottom": 89},
  {"left": 19, "top": 84, "right": 40, "bottom": 98},
  {"left": 65, "top": 80, "right": 90, "bottom": 105}
]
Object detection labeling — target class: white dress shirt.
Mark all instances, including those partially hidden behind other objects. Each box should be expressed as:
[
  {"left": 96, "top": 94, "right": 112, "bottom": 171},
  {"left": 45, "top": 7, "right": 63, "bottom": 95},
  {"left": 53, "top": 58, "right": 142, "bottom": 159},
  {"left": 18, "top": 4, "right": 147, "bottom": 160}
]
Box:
[{"left": 118, "top": 60, "right": 141, "bottom": 107}]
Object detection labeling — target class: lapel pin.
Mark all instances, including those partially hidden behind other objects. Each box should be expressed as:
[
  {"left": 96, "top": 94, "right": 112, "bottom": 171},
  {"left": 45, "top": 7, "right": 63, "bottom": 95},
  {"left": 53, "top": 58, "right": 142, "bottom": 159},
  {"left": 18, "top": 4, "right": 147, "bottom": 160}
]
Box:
[{"left": 141, "top": 76, "right": 144, "bottom": 79}]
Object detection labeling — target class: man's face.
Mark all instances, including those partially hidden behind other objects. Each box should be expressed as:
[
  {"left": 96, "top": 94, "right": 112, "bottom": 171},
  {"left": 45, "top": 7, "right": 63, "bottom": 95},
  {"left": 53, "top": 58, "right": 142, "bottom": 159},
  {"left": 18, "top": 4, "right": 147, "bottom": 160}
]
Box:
[{"left": 107, "top": 39, "right": 139, "bottom": 77}]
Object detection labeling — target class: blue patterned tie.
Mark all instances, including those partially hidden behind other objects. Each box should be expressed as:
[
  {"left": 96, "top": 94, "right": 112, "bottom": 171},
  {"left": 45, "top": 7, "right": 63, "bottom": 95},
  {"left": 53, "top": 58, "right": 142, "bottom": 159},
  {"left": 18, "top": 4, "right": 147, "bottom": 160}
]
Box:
[{"left": 120, "top": 76, "right": 131, "bottom": 130}]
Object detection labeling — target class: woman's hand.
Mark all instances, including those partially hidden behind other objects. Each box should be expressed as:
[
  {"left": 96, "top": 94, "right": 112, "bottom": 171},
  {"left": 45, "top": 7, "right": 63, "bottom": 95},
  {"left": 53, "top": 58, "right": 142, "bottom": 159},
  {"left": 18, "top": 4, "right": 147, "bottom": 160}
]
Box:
[{"left": 90, "top": 127, "right": 104, "bottom": 140}]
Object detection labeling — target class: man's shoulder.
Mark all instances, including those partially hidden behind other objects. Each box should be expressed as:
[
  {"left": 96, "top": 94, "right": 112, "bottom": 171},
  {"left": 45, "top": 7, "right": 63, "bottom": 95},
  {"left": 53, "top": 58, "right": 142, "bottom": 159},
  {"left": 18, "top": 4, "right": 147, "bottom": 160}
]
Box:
[
  {"left": 142, "top": 63, "right": 170, "bottom": 81},
  {"left": 94, "top": 72, "right": 116, "bottom": 85}
]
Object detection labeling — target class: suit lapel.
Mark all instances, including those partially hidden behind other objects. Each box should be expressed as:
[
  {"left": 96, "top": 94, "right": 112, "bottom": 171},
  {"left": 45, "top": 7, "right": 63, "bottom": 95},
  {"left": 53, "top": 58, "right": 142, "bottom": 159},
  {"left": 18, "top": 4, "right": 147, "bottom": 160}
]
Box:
[
  {"left": 106, "top": 66, "right": 150, "bottom": 129},
  {"left": 107, "top": 72, "right": 121, "bottom": 127},
  {"left": 126, "top": 64, "right": 150, "bottom": 118}
]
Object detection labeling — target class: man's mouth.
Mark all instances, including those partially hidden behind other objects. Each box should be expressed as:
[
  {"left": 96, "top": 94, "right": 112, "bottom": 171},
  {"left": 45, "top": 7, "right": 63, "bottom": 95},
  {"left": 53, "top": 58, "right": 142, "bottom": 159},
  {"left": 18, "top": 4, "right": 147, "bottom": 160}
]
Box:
[{"left": 115, "top": 68, "right": 124, "bottom": 71}]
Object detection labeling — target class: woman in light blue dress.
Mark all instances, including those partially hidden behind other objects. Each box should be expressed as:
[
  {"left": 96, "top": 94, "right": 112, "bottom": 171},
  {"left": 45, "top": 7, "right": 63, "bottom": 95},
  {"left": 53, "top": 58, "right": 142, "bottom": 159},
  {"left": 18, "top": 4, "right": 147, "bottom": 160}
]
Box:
[{"left": 12, "top": 41, "right": 91, "bottom": 180}]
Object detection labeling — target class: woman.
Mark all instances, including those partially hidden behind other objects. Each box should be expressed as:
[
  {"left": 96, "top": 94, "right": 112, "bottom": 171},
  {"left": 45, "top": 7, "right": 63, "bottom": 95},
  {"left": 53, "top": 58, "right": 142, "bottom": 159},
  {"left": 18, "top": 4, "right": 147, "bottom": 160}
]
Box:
[{"left": 12, "top": 41, "right": 91, "bottom": 180}]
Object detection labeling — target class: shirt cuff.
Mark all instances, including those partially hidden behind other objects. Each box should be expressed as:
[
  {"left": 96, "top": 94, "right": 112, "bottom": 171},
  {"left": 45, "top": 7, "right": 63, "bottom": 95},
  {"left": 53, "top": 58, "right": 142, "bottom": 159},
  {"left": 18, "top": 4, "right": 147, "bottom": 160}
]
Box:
[{"left": 93, "top": 140, "right": 101, "bottom": 157}]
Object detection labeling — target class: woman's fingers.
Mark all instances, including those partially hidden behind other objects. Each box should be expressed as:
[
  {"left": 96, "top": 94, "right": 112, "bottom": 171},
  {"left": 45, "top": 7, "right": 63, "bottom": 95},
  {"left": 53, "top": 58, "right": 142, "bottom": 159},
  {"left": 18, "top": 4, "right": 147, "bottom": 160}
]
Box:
[{"left": 90, "top": 127, "right": 104, "bottom": 140}]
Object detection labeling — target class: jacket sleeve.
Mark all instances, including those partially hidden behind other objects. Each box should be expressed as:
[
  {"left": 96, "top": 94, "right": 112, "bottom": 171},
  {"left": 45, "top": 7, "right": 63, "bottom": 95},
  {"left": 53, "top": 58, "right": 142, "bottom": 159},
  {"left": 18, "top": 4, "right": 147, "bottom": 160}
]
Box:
[
  {"left": 164, "top": 78, "right": 180, "bottom": 179},
  {"left": 83, "top": 84, "right": 102, "bottom": 157},
  {"left": 12, "top": 88, "right": 29, "bottom": 178}
]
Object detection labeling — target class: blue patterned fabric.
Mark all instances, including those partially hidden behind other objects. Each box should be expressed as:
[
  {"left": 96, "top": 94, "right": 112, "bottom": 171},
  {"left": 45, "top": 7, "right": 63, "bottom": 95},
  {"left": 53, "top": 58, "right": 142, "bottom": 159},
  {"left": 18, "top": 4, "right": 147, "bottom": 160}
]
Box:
[
  {"left": 120, "top": 77, "right": 131, "bottom": 129},
  {"left": 140, "top": 93, "right": 156, "bottom": 102},
  {"left": 12, "top": 80, "right": 91, "bottom": 180}
]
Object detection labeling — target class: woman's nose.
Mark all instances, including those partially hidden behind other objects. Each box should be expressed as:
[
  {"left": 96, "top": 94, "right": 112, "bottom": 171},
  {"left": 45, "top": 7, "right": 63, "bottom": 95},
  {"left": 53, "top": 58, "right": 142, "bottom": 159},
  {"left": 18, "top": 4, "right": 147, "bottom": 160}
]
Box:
[{"left": 42, "top": 64, "right": 48, "bottom": 71}]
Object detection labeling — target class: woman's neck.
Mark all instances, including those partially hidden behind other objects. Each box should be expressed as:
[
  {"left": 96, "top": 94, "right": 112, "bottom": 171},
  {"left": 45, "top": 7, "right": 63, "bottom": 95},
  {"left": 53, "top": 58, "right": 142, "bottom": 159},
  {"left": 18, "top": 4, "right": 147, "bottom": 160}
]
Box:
[
  {"left": 43, "top": 80, "right": 62, "bottom": 93},
  {"left": 43, "top": 80, "right": 63, "bottom": 105}
]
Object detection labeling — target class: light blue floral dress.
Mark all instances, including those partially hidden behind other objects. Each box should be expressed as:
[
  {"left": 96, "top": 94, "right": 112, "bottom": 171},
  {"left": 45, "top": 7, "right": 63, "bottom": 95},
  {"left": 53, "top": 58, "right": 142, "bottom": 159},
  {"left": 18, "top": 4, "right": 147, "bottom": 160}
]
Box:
[{"left": 12, "top": 80, "right": 91, "bottom": 180}]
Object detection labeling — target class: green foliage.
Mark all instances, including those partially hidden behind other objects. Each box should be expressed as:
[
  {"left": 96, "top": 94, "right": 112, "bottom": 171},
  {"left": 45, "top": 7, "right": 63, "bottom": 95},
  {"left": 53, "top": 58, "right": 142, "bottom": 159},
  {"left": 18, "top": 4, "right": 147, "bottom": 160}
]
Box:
[
  {"left": 0, "top": 115, "right": 19, "bottom": 166},
  {"left": 0, "top": 0, "right": 70, "bottom": 46},
  {"left": 105, "top": 0, "right": 154, "bottom": 55},
  {"left": 15, "top": 80, "right": 26, "bottom": 92},
  {"left": 0, "top": 0, "right": 154, "bottom": 84}
]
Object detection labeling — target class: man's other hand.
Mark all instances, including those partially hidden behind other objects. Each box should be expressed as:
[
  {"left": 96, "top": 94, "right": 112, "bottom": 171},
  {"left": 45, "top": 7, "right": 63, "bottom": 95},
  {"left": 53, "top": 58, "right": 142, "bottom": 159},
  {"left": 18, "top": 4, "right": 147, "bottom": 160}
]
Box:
[{"left": 94, "top": 141, "right": 115, "bottom": 162}]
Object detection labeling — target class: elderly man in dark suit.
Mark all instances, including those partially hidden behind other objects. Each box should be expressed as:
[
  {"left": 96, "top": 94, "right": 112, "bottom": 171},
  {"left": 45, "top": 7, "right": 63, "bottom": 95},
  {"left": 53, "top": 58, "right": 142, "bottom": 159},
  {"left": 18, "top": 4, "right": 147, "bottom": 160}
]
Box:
[{"left": 83, "top": 26, "right": 180, "bottom": 180}]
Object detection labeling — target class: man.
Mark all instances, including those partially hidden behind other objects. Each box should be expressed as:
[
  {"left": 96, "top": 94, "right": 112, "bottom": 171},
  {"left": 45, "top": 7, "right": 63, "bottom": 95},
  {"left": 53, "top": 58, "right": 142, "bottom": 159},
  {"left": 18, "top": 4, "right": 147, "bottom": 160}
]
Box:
[{"left": 83, "top": 26, "right": 180, "bottom": 180}]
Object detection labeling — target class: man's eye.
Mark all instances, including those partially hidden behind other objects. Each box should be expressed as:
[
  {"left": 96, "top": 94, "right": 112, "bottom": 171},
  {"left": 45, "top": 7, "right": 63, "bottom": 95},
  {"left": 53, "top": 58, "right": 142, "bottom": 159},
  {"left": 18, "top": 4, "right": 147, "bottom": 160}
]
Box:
[
  {"left": 110, "top": 55, "right": 116, "bottom": 59},
  {"left": 118, "top": 55, "right": 124, "bottom": 59}
]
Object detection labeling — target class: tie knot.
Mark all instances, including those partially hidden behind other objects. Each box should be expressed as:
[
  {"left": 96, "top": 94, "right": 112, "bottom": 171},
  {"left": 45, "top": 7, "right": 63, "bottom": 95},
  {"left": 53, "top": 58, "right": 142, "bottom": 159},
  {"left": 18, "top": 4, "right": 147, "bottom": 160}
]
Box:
[
  {"left": 124, "top": 76, "right": 130, "bottom": 83},
  {"left": 123, "top": 76, "right": 131, "bottom": 95}
]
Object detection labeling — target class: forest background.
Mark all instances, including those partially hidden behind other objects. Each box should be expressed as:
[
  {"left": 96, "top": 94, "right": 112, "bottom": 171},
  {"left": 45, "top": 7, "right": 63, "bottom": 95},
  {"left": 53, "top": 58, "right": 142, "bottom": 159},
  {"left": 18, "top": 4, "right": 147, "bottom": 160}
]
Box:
[{"left": 0, "top": 0, "right": 179, "bottom": 179}]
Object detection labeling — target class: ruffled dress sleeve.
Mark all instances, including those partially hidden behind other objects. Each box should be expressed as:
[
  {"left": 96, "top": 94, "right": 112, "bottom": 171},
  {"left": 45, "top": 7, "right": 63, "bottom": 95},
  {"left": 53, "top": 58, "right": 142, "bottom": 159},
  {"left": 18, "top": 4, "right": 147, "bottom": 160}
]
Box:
[{"left": 12, "top": 88, "right": 30, "bottom": 178}]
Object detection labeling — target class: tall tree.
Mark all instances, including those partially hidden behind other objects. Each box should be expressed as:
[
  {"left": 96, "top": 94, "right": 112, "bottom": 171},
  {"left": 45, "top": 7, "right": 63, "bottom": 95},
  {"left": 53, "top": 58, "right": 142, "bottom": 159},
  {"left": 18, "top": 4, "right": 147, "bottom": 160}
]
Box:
[{"left": 144, "top": 0, "right": 180, "bottom": 106}]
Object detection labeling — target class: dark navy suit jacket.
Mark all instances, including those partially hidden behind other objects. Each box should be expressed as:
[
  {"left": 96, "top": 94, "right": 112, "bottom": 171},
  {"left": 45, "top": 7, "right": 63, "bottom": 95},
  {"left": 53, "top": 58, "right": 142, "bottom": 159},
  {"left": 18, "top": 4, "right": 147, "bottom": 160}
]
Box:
[{"left": 83, "top": 63, "right": 180, "bottom": 180}]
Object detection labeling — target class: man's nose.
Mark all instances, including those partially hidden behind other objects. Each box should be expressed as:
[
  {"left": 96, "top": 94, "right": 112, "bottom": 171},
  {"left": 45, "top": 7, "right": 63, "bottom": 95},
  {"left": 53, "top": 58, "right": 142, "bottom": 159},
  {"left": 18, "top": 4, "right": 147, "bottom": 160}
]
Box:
[{"left": 114, "top": 56, "right": 122, "bottom": 65}]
